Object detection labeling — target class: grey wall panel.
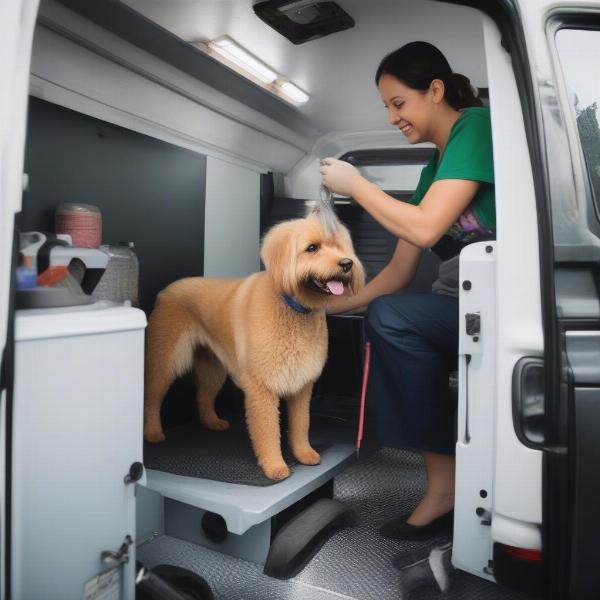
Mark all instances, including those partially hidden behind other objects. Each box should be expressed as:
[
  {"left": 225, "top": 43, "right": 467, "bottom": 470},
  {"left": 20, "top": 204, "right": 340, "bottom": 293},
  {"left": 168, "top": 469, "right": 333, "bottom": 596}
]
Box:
[
  {"left": 136, "top": 486, "right": 164, "bottom": 545},
  {"left": 204, "top": 157, "right": 260, "bottom": 277}
]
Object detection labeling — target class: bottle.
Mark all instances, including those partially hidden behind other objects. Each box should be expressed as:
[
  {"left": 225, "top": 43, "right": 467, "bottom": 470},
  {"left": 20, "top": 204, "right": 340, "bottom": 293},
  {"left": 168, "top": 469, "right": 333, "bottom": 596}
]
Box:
[
  {"left": 15, "top": 255, "right": 37, "bottom": 290},
  {"left": 93, "top": 242, "right": 139, "bottom": 306}
]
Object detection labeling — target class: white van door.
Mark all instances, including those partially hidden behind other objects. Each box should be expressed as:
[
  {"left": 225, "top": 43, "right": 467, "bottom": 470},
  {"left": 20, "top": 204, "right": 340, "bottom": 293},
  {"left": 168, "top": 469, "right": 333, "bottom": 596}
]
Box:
[
  {"left": 0, "top": 1, "right": 41, "bottom": 597},
  {"left": 473, "top": 2, "right": 600, "bottom": 598},
  {"left": 451, "top": 3, "right": 546, "bottom": 595}
]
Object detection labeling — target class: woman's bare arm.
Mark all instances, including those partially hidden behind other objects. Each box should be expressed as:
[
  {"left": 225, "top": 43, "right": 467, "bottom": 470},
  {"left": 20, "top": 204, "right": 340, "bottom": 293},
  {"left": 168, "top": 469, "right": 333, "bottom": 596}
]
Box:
[
  {"left": 326, "top": 237, "right": 423, "bottom": 314},
  {"left": 350, "top": 178, "right": 480, "bottom": 248}
]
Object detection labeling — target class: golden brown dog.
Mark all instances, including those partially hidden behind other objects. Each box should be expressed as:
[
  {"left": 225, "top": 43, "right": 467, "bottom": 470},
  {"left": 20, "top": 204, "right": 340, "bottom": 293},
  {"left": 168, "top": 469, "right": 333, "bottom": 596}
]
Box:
[{"left": 144, "top": 208, "right": 364, "bottom": 480}]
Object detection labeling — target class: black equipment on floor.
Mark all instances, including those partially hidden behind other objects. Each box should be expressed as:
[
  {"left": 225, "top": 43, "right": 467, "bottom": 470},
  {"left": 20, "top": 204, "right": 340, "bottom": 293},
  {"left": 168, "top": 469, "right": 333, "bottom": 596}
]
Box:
[
  {"left": 136, "top": 563, "right": 214, "bottom": 600},
  {"left": 263, "top": 498, "right": 356, "bottom": 579}
]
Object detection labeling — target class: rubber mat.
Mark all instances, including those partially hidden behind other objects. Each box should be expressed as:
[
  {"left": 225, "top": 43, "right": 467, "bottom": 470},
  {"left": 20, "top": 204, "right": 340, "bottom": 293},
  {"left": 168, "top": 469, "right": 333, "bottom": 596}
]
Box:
[{"left": 143, "top": 421, "right": 330, "bottom": 486}]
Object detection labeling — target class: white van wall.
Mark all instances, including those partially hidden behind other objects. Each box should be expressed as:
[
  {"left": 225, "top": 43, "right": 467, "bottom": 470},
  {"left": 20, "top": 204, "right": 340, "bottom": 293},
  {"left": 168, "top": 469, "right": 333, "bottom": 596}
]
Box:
[
  {"left": 30, "top": 0, "right": 310, "bottom": 175},
  {"left": 204, "top": 157, "right": 260, "bottom": 277},
  {"left": 0, "top": 2, "right": 41, "bottom": 598}
]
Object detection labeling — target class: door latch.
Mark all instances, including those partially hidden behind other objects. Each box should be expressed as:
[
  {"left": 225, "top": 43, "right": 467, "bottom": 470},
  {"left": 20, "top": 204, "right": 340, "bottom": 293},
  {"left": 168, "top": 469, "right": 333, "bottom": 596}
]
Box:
[
  {"left": 465, "top": 312, "right": 481, "bottom": 338},
  {"left": 476, "top": 507, "right": 492, "bottom": 526},
  {"left": 124, "top": 461, "right": 144, "bottom": 485},
  {"left": 101, "top": 534, "right": 133, "bottom": 566}
]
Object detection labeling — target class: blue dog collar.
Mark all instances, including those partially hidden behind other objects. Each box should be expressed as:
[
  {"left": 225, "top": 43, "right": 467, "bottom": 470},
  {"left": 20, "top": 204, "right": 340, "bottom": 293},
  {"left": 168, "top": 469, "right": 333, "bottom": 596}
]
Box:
[{"left": 281, "top": 293, "right": 311, "bottom": 314}]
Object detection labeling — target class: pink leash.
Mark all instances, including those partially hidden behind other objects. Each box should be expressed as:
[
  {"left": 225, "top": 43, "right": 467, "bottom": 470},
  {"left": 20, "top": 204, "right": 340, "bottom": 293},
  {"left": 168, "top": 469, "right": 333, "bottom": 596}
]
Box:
[{"left": 356, "top": 341, "right": 371, "bottom": 458}]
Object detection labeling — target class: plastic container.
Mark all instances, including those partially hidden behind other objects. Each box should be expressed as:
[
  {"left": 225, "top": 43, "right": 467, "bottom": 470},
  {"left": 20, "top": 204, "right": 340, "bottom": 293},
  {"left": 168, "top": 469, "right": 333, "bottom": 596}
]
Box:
[
  {"left": 93, "top": 242, "right": 139, "bottom": 306},
  {"left": 55, "top": 203, "right": 102, "bottom": 248}
]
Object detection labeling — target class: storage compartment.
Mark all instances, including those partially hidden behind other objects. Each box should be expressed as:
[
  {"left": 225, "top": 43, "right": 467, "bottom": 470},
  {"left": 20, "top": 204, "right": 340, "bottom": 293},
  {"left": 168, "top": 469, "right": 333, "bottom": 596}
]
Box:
[{"left": 12, "top": 303, "right": 146, "bottom": 600}]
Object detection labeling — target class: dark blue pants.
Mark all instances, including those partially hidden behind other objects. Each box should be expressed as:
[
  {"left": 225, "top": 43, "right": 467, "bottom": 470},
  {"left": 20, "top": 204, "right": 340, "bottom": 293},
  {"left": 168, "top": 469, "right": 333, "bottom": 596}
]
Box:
[{"left": 365, "top": 292, "right": 459, "bottom": 455}]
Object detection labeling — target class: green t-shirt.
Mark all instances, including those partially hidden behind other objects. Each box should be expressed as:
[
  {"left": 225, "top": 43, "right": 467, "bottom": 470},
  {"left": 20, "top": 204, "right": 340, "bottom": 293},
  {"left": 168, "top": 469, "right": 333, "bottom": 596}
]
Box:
[{"left": 409, "top": 106, "right": 495, "bottom": 244}]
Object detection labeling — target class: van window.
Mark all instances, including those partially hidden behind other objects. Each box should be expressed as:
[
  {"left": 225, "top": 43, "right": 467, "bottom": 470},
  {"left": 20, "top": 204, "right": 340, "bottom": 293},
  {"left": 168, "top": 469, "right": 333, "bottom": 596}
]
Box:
[
  {"left": 556, "top": 28, "right": 600, "bottom": 220},
  {"left": 354, "top": 162, "right": 425, "bottom": 194},
  {"left": 338, "top": 148, "right": 434, "bottom": 197}
]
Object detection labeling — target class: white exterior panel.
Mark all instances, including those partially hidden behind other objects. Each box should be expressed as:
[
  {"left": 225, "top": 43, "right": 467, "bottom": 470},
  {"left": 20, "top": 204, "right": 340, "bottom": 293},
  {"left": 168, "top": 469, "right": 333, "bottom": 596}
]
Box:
[{"left": 482, "top": 17, "right": 544, "bottom": 532}]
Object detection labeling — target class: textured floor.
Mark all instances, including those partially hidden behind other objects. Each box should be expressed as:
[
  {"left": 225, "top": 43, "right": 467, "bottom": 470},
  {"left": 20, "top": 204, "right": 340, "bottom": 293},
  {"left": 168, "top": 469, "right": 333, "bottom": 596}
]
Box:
[{"left": 137, "top": 447, "right": 534, "bottom": 600}]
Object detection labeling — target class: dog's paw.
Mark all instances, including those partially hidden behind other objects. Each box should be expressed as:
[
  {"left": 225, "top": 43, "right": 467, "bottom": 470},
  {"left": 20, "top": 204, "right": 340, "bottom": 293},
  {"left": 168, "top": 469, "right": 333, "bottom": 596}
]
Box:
[
  {"left": 144, "top": 428, "right": 166, "bottom": 443},
  {"left": 294, "top": 446, "right": 321, "bottom": 466},
  {"left": 262, "top": 461, "right": 290, "bottom": 481},
  {"left": 204, "top": 418, "right": 230, "bottom": 432}
]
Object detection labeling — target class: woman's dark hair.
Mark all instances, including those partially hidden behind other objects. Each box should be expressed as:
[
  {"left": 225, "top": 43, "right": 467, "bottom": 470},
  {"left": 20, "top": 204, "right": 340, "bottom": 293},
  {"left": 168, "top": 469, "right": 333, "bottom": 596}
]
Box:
[{"left": 375, "top": 41, "right": 482, "bottom": 110}]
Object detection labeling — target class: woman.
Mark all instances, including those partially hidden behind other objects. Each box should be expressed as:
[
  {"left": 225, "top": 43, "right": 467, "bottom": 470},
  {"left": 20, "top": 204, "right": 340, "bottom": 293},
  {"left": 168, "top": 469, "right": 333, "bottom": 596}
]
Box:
[{"left": 320, "top": 41, "right": 495, "bottom": 540}]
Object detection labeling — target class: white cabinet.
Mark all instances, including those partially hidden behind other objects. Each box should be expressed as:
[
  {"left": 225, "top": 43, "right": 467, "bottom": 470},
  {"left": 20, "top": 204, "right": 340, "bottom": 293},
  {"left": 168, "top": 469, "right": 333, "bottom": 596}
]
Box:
[{"left": 11, "top": 304, "right": 146, "bottom": 600}]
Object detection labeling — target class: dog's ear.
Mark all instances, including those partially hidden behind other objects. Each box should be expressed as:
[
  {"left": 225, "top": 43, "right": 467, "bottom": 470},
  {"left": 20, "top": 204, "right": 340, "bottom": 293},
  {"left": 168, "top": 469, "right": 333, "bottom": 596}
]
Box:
[
  {"left": 349, "top": 255, "right": 366, "bottom": 295},
  {"left": 260, "top": 221, "right": 299, "bottom": 295},
  {"left": 336, "top": 223, "right": 366, "bottom": 295}
]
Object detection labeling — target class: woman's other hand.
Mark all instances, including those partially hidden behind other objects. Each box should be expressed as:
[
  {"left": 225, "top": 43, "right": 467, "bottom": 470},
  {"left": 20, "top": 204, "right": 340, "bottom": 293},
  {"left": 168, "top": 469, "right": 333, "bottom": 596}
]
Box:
[{"left": 319, "top": 158, "right": 363, "bottom": 196}]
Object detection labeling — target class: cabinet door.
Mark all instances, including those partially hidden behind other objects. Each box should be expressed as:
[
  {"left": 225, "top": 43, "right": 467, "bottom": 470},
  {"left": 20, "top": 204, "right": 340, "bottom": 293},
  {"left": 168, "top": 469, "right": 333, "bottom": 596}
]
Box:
[{"left": 12, "top": 312, "right": 145, "bottom": 600}]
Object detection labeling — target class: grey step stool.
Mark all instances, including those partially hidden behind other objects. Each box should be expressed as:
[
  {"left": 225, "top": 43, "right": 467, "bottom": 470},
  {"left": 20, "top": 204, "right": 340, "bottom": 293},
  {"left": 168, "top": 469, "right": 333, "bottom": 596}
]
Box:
[{"left": 142, "top": 430, "right": 355, "bottom": 567}]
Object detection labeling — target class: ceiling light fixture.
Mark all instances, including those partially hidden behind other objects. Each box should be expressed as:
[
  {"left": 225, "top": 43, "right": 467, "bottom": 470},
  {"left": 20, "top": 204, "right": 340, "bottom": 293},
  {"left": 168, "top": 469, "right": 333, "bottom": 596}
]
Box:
[
  {"left": 197, "top": 35, "right": 310, "bottom": 106},
  {"left": 207, "top": 36, "right": 278, "bottom": 84},
  {"left": 278, "top": 81, "right": 309, "bottom": 104}
]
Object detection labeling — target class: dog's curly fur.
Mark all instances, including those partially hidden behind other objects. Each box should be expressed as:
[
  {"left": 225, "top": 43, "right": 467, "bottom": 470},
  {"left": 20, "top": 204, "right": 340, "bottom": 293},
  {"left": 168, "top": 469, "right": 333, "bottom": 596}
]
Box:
[{"left": 144, "top": 210, "right": 365, "bottom": 480}]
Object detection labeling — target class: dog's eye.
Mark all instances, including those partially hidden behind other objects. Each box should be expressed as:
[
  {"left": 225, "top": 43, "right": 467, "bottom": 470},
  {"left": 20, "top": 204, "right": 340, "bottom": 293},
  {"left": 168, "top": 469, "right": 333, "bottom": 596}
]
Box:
[{"left": 306, "top": 244, "right": 319, "bottom": 253}]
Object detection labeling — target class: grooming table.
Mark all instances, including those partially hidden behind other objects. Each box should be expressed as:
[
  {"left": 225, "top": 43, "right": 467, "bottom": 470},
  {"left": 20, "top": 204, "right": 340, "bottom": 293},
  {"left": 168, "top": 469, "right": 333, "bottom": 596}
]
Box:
[{"left": 141, "top": 428, "right": 355, "bottom": 565}]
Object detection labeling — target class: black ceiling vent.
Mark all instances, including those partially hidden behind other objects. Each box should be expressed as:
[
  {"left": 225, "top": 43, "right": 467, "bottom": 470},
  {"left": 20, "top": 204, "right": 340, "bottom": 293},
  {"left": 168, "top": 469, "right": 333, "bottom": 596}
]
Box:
[{"left": 253, "top": 1, "right": 354, "bottom": 45}]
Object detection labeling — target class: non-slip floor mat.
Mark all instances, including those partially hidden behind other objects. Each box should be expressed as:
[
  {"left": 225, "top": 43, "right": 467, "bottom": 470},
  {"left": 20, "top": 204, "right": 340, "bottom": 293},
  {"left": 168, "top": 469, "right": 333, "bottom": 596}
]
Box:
[{"left": 143, "top": 421, "right": 330, "bottom": 486}]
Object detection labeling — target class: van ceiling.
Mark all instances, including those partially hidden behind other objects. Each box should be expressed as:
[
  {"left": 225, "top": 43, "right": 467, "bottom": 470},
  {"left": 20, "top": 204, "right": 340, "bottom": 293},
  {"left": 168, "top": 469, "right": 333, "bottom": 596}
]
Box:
[{"left": 118, "top": 0, "right": 487, "bottom": 135}]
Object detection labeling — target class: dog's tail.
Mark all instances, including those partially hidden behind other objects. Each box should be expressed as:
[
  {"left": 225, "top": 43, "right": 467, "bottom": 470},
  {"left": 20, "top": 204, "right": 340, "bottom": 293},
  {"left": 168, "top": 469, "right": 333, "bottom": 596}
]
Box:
[{"left": 309, "top": 186, "right": 340, "bottom": 236}]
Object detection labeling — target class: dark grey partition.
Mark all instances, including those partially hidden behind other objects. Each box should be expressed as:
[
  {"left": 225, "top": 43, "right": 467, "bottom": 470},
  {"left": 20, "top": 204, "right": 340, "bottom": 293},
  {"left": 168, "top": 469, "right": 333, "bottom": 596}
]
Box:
[
  {"left": 21, "top": 96, "right": 208, "bottom": 428},
  {"left": 21, "top": 97, "right": 207, "bottom": 315}
]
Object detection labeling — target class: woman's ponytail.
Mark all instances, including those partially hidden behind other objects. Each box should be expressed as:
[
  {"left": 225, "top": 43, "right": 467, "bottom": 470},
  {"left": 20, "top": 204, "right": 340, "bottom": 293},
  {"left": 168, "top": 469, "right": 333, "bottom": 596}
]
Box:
[{"left": 447, "top": 73, "right": 482, "bottom": 109}]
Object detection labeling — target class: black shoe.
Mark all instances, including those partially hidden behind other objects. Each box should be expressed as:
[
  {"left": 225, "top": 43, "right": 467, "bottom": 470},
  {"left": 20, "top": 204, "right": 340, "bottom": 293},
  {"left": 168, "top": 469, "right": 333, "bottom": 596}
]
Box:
[{"left": 379, "top": 510, "right": 454, "bottom": 540}]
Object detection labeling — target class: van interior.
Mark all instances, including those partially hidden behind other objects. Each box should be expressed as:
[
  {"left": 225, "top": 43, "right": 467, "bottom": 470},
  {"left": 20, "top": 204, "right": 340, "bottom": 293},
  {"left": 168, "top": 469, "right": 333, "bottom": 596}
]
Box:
[{"left": 11, "top": 0, "right": 541, "bottom": 598}]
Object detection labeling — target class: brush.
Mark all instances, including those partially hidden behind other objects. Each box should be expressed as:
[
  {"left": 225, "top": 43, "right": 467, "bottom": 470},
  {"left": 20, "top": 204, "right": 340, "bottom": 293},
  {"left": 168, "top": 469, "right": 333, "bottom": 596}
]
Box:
[{"left": 309, "top": 185, "right": 340, "bottom": 235}]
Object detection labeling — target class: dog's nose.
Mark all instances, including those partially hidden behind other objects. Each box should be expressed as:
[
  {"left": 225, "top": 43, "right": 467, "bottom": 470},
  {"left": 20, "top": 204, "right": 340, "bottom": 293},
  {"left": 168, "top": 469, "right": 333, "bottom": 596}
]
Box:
[{"left": 339, "top": 258, "right": 353, "bottom": 273}]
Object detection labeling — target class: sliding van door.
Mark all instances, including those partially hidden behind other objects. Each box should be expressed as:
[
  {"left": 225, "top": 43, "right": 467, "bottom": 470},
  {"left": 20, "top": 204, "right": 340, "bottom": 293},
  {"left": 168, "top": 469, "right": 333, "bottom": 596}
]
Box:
[{"left": 0, "top": 1, "right": 40, "bottom": 598}]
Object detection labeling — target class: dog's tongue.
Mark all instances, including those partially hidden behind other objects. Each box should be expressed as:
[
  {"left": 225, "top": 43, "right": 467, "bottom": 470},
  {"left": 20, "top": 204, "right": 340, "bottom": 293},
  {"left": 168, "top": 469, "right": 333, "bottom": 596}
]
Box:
[{"left": 326, "top": 280, "right": 345, "bottom": 295}]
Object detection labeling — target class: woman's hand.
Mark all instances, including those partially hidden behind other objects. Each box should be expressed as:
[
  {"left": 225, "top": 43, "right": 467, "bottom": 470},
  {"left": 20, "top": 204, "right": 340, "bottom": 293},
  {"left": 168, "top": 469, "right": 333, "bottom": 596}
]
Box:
[
  {"left": 325, "top": 294, "right": 356, "bottom": 315},
  {"left": 319, "top": 158, "right": 363, "bottom": 196}
]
